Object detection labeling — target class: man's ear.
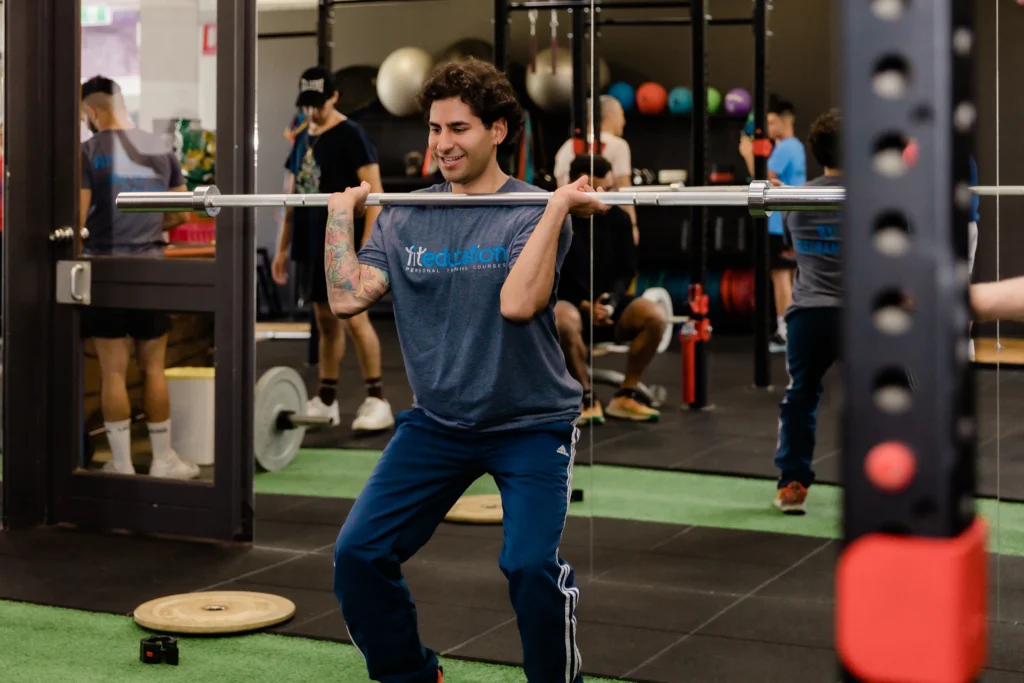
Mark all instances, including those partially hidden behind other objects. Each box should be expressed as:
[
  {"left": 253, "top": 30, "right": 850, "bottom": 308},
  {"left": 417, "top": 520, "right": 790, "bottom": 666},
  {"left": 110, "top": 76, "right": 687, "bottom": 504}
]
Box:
[{"left": 491, "top": 118, "right": 508, "bottom": 146}]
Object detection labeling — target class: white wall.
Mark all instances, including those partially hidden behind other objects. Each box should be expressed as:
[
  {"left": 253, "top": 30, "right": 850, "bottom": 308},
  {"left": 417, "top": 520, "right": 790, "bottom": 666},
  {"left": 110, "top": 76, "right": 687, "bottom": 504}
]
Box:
[{"left": 138, "top": 0, "right": 201, "bottom": 131}]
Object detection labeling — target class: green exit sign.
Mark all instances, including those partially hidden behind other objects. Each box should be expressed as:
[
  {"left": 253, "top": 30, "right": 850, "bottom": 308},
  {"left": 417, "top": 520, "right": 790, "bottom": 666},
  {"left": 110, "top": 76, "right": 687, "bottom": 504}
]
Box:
[{"left": 82, "top": 5, "right": 113, "bottom": 27}]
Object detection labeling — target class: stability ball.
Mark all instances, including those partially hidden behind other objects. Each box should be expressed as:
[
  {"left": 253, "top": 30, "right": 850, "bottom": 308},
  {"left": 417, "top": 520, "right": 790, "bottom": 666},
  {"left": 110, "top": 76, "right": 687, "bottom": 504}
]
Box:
[
  {"left": 376, "top": 47, "right": 435, "bottom": 117},
  {"left": 707, "top": 87, "right": 722, "bottom": 114},
  {"left": 526, "top": 47, "right": 611, "bottom": 112},
  {"left": 636, "top": 82, "right": 668, "bottom": 115},
  {"left": 724, "top": 88, "right": 752, "bottom": 116},
  {"left": 607, "top": 82, "right": 636, "bottom": 113},
  {"left": 668, "top": 87, "right": 692, "bottom": 115}
]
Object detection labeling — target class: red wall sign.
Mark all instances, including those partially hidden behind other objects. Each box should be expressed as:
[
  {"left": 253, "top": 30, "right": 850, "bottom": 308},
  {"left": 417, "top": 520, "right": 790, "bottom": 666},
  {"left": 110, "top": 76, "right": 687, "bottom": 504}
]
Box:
[{"left": 202, "top": 24, "right": 217, "bottom": 56}]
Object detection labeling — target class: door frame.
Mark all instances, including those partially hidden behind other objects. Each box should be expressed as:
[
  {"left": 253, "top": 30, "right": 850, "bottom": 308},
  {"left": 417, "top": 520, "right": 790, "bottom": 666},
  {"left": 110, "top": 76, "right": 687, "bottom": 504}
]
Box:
[{"left": 2, "top": 0, "right": 257, "bottom": 542}]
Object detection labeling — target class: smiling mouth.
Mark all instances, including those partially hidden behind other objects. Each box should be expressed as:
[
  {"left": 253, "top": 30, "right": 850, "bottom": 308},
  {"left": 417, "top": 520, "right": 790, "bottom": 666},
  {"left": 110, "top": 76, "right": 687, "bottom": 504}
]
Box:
[{"left": 439, "top": 154, "right": 465, "bottom": 166}]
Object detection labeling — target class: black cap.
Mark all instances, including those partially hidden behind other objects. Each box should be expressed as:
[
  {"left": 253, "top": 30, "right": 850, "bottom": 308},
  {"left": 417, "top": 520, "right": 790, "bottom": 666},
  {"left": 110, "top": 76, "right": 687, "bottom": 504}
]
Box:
[
  {"left": 82, "top": 75, "right": 121, "bottom": 100},
  {"left": 296, "top": 67, "right": 336, "bottom": 108}
]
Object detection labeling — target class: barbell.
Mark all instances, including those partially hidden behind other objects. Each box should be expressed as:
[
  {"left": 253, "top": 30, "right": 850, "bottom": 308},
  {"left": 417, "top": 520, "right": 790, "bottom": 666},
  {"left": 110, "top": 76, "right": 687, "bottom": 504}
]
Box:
[{"left": 117, "top": 181, "right": 843, "bottom": 218}]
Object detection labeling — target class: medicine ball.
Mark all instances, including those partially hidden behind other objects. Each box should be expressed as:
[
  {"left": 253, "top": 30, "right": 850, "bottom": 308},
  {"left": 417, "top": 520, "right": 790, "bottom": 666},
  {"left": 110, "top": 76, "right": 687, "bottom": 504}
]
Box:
[
  {"left": 607, "top": 82, "right": 636, "bottom": 113},
  {"left": 668, "top": 86, "right": 692, "bottom": 115},
  {"left": 724, "top": 88, "right": 752, "bottom": 116},
  {"left": 636, "top": 82, "right": 668, "bottom": 115},
  {"left": 376, "top": 47, "right": 435, "bottom": 117},
  {"left": 707, "top": 87, "right": 722, "bottom": 114}
]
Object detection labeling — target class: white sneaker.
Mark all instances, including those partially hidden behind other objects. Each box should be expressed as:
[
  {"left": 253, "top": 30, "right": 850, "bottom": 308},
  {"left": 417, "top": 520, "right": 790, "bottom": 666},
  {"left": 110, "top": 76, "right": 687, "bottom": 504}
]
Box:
[
  {"left": 102, "top": 461, "right": 136, "bottom": 475},
  {"left": 306, "top": 396, "right": 341, "bottom": 427},
  {"left": 149, "top": 450, "right": 201, "bottom": 480},
  {"left": 352, "top": 397, "right": 395, "bottom": 433},
  {"left": 969, "top": 339, "right": 976, "bottom": 362}
]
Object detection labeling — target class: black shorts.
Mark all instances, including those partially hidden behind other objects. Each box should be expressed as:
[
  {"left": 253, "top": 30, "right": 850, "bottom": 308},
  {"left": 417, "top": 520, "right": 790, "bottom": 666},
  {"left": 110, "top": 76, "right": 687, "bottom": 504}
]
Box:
[
  {"left": 770, "top": 233, "right": 797, "bottom": 271},
  {"left": 296, "top": 223, "right": 366, "bottom": 304},
  {"left": 80, "top": 308, "right": 172, "bottom": 341}
]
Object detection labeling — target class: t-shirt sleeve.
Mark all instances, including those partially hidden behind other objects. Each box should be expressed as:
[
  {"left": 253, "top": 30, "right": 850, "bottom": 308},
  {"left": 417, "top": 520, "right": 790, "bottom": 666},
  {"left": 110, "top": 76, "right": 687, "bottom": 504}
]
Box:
[
  {"left": 168, "top": 155, "right": 185, "bottom": 188},
  {"left": 350, "top": 126, "right": 380, "bottom": 168},
  {"left": 768, "top": 144, "right": 790, "bottom": 178},
  {"left": 507, "top": 208, "right": 546, "bottom": 269},
  {"left": 81, "top": 148, "right": 92, "bottom": 190},
  {"left": 609, "top": 138, "right": 633, "bottom": 180},
  {"left": 506, "top": 209, "right": 573, "bottom": 287},
  {"left": 357, "top": 208, "right": 390, "bottom": 274}
]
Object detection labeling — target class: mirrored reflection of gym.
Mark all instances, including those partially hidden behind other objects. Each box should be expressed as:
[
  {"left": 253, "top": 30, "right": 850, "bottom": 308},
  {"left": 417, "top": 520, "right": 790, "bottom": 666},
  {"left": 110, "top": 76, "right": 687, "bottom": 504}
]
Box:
[{"left": 0, "top": 1, "right": 1016, "bottom": 682}]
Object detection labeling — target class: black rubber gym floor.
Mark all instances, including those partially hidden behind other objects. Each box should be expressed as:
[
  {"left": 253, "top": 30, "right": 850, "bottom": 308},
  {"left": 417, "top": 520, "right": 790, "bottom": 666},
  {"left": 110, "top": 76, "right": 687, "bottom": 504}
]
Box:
[
  {"left": 2, "top": 494, "right": 1024, "bottom": 681},
  {"left": 259, "top": 317, "right": 1024, "bottom": 502}
]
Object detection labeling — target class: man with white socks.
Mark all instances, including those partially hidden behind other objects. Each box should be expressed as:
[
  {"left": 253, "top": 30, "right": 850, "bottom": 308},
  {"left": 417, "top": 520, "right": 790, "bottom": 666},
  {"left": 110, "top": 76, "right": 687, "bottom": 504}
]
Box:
[{"left": 79, "top": 75, "right": 199, "bottom": 479}]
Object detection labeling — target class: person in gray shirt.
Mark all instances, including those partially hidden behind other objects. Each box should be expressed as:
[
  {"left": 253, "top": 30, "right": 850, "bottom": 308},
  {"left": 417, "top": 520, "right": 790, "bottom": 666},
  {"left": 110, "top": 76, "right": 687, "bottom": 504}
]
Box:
[
  {"left": 79, "top": 75, "right": 199, "bottom": 482},
  {"left": 772, "top": 108, "right": 843, "bottom": 515},
  {"left": 321, "top": 59, "right": 607, "bottom": 683}
]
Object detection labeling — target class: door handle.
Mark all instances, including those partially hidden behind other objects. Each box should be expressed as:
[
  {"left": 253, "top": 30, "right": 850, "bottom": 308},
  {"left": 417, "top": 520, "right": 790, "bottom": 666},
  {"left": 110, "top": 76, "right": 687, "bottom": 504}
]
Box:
[{"left": 69, "top": 264, "right": 85, "bottom": 302}]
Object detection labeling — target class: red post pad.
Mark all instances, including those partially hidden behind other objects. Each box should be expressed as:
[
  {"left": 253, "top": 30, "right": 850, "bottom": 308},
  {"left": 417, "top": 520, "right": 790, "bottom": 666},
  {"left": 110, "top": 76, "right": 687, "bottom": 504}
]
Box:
[{"left": 836, "top": 517, "right": 988, "bottom": 683}]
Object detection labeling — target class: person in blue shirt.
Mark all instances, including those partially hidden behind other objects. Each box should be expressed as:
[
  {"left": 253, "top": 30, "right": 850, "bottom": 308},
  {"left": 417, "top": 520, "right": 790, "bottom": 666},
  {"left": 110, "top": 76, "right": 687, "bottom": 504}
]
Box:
[{"left": 741, "top": 98, "right": 808, "bottom": 352}]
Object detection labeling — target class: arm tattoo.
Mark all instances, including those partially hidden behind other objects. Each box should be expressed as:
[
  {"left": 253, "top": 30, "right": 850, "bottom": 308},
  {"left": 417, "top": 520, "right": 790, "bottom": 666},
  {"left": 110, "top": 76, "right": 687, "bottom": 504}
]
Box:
[{"left": 324, "top": 208, "right": 390, "bottom": 304}]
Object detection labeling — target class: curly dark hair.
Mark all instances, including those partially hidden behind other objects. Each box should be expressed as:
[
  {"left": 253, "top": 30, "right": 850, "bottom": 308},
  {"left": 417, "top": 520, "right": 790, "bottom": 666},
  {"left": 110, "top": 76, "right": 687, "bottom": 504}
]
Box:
[
  {"left": 809, "top": 108, "right": 842, "bottom": 170},
  {"left": 415, "top": 58, "right": 524, "bottom": 152}
]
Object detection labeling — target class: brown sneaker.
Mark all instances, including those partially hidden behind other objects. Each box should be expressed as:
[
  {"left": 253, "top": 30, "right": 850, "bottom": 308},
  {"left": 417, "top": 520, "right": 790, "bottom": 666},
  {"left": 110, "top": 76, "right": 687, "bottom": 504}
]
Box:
[
  {"left": 774, "top": 482, "right": 808, "bottom": 515},
  {"left": 606, "top": 394, "right": 660, "bottom": 422},
  {"left": 579, "top": 399, "right": 605, "bottom": 426}
]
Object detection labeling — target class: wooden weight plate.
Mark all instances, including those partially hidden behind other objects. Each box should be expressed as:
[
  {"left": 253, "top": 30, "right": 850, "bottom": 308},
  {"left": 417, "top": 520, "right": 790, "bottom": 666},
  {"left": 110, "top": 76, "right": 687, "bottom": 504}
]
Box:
[
  {"left": 445, "top": 494, "right": 503, "bottom": 525},
  {"left": 254, "top": 366, "right": 308, "bottom": 472},
  {"left": 134, "top": 591, "right": 296, "bottom": 635}
]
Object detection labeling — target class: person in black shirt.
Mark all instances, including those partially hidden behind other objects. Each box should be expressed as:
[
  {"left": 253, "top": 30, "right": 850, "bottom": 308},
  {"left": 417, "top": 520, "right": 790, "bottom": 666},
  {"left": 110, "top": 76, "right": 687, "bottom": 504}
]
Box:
[
  {"left": 272, "top": 67, "right": 394, "bottom": 433},
  {"left": 555, "top": 155, "right": 667, "bottom": 425}
]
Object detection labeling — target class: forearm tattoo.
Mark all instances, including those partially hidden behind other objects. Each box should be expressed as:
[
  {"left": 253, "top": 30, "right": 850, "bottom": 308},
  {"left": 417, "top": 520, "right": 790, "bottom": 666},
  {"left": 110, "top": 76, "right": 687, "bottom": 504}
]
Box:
[{"left": 324, "top": 208, "right": 389, "bottom": 304}]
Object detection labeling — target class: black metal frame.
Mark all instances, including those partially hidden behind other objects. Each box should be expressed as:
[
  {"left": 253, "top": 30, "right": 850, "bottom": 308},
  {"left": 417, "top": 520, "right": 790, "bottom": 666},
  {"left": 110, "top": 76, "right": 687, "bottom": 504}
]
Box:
[
  {"left": 2, "top": 0, "right": 257, "bottom": 542},
  {"left": 499, "top": 0, "right": 767, "bottom": 406},
  {"left": 838, "top": 0, "right": 981, "bottom": 679}
]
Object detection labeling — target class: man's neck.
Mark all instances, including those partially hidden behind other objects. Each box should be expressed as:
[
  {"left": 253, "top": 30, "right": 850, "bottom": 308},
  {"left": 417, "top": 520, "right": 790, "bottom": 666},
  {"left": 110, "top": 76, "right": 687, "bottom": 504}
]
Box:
[
  {"left": 309, "top": 111, "right": 345, "bottom": 135},
  {"left": 451, "top": 162, "right": 510, "bottom": 194},
  {"left": 824, "top": 167, "right": 841, "bottom": 177},
  {"left": 97, "top": 115, "right": 134, "bottom": 132}
]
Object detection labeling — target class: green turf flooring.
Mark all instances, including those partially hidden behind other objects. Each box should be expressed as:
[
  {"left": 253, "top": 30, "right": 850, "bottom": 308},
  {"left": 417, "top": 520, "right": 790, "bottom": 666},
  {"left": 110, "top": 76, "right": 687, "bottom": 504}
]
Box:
[
  {"left": 0, "top": 599, "right": 618, "bottom": 683},
  {"left": 254, "top": 449, "right": 1024, "bottom": 558}
]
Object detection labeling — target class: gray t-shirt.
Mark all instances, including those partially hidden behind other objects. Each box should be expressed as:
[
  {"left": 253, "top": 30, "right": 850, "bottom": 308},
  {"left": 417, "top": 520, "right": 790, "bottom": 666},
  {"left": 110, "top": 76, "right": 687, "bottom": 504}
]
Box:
[
  {"left": 358, "top": 178, "right": 582, "bottom": 432},
  {"left": 784, "top": 174, "right": 844, "bottom": 316},
  {"left": 81, "top": 129, "right": 184, "bottom": 256}
]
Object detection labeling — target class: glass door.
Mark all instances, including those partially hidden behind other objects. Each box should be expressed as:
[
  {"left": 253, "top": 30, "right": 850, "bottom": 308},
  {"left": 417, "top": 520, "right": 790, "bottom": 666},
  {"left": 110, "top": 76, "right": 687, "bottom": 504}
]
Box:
[{"left": 4, "top": 0, "right": 256, "bottom": 541}]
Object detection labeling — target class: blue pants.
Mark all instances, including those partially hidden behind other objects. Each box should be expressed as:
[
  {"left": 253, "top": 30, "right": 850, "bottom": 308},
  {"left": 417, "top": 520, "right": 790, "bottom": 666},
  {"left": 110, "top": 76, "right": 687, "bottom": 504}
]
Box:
[
  {"left": 334, "top": 409, "right": 583, "bottom": 683},
  {"left": 774, "top": 307, "right": 841, "bottom": 488}
]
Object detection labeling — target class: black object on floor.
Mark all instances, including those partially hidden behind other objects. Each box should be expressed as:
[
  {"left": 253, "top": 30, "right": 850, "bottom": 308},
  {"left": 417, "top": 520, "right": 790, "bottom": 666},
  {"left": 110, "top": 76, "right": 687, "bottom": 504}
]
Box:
[{"left": 2, "top": 494, "right": 1024, "bottom": 682}]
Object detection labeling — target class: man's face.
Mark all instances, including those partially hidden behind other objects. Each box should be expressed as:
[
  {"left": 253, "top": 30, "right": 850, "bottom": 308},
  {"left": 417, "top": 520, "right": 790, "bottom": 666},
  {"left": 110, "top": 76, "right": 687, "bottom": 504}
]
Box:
[
  {"left": 593, "top": 170, "right": 616, "bottom": 191},
  {"left": 428, "top": 97, "right": 506, "bottom": 185},
  {"left": 767, "top": 112, "right": 783, "bottom": 139},
  {"left": 82, "top": 105, "right": 100, "bottom": 133},
  {"left": 604, "top": 103, "right": 626, "bottom": 136},
  {"left": 303, "top": 92, "right": 338, "bottom": 126}
]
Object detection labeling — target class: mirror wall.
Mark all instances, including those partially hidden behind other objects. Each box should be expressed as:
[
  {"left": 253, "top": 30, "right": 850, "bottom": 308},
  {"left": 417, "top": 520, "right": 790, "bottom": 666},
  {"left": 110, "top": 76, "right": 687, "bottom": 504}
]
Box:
[{"left": 77, "top": 0, "right": 218, "bottom": 483}]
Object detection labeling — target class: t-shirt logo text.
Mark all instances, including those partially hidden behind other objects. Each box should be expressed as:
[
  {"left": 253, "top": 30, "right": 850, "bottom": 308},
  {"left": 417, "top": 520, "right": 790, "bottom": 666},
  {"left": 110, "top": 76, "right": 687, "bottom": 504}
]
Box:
[{"left": 404, "top": 244, "right": 507, "bottom": 273}]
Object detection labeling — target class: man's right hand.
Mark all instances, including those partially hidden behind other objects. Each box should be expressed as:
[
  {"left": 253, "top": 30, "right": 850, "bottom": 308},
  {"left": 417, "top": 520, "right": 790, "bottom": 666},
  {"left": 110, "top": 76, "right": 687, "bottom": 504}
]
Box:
[
  {"left": 328, "top": 181, "right": 372, "bottom": 218},
  {"left": 552, "top": 175, "right": 610, "bottom": 218},
  {"left": 271, "top": 251, "right": 289, "bottom": 286}
]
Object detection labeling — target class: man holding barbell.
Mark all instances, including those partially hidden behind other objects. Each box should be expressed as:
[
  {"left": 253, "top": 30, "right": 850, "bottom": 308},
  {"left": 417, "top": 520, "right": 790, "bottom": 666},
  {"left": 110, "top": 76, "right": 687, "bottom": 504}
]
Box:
[{"left": 325, "top": 58, "right": 606, "bottom": 683}]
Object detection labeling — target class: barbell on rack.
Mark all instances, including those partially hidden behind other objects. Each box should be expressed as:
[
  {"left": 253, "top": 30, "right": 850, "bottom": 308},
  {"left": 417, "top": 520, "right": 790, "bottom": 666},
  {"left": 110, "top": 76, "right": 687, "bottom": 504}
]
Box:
[{"left": 116, "top": 181, "right": 844, "bottom": 218}]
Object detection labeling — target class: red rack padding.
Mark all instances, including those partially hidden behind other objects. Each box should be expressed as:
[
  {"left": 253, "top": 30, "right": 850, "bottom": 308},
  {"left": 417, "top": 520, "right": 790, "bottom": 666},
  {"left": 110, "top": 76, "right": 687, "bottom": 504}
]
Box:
[{"left": 837, "top": 516, "right": 988, "bottom": 683}]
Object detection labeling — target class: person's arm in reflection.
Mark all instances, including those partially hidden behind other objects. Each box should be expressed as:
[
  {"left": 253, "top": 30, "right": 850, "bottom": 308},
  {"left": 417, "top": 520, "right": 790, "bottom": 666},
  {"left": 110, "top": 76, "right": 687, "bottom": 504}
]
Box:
[
  {"left": 971, "top": 278, "right": 1024, "bottom": 322},
  {"left": 161, "top": 154, "right": 189, "bottom": 231}
]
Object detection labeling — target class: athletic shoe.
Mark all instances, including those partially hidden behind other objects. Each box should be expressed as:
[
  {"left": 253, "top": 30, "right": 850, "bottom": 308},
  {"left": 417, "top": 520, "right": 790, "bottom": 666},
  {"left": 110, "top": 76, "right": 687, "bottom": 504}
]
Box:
[
  {"left": 774, "top": 481, "right": 808, "bottom": 515},
  {"left": 352, "top": 397, "right": 395, "bottom": 433},
  {"left": 101, "top": 461, "right": 136, "bottom": 475},
  {"left": 438, "top": 667, "right": 444, "bottom": 683},
  {"left": 769, "top": 333, "right": 787, "bottom": 354},
  {"left": 606, "top": 395, "right": 660, "bottom": 422},
  {"left": 579, "top": 399, "right": 605, "bottom": 426},
  {"left": 969, "top": 339, "right": 976, "bottom": 362},
  {"left": 149, "top": 450, "right": 201, "bottom": 480},
  {"left": 306, "top": 396, "right": 341, "bottom": 427}
]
